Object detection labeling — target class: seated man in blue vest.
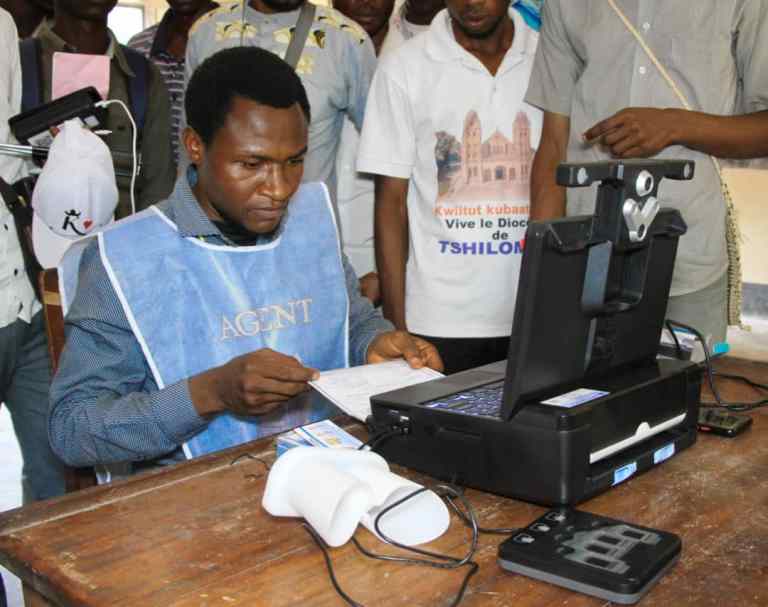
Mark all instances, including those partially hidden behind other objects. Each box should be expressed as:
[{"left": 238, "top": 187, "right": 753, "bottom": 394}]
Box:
[{"left": 48, "top": 46, "right": 442, "bottom": 473}]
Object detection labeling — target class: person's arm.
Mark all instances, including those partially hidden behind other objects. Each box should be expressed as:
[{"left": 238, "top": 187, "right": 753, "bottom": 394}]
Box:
[
  {"left": 530, "top": 110, "right": 570, "bottom": 220},
  {"left": 0, "top": 11, "right": 26, "bottom": 183},
  {"left": 49, "top": 243, "right": 209, "bottom": 467},
  {"left": 523, "top": 0, "right": 581, "bottom": 219},
  {"left": 374, "top": 175, "right": 409, "bottom": 329},
  {"left": 343, "top": 22, "right": 378, "bottom": 133},
  {"left": 343, "top": 252, "right": 394, "bottom": 365},
  {"left": 357, "top": 55, "right": 415, "bottom": 328},
  {"left": 136, "top": 62, "right": 176, "bottom": 209},
  {"left": 585, "top": 2, "right": 768, "bottom": 162},
  {"left": 583, "top": 108, "right": 768, "bottom": 160}
]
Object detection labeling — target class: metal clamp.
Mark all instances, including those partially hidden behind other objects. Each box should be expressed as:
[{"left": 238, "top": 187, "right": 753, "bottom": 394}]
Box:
[{"left": 622, "top": 195, "right": 658, "bottom": 242}]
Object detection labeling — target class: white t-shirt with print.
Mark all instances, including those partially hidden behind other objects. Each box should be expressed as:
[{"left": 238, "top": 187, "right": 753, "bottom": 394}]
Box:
[
  {"left": 358, "top": 8, "right": 541, "bottom": 338},
  {"left": 378, "top": 1, "right": 431, "bottom": 62}
]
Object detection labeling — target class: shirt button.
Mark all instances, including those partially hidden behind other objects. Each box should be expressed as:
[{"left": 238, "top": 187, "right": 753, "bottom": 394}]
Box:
[
  {"left": 639, "top": 66, "right": 647, "bottom": 75},
  {"left": 642, "top": 22, "right": 650, "bottom": 32},
  {"left": 13, "top": 268, "right": 18, "bottom": 276},
  {"left": 3, "top": 224, "right": 7, "bottom": 230}
]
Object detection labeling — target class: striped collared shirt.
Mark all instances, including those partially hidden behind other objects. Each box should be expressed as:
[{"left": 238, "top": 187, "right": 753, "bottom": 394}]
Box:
[{"left": 128, "top": 6, "right": 219, "bottom": 164}]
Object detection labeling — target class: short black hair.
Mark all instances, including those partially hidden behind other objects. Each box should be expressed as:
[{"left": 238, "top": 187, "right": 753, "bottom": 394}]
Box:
[{"left": 185, "top": 46, "right": 311, "bottom": 145}]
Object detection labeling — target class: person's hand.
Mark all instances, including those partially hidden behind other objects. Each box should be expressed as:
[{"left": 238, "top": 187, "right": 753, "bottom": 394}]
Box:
[
  {"left": 366, "top": 331, "right": 444, "bottom": 372},
  {"left": 359, "top": 271, "right": 381, "bottom": 305},
  {"left": 189, "top": 349, "right": 319, "bottom": 417},
  {"left": 583, "top": 107, "right": 681, "bottom": 159}
]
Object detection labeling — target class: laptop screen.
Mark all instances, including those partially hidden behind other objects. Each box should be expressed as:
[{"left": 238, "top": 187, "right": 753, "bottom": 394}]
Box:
[{"left": 500, "top": 159, "right": 694, "bottom": 421}]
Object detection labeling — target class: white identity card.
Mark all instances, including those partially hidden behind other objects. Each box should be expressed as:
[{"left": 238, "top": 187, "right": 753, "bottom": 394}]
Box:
[{"left": 310, "top": 360, "right": 444, "bottom": 421}]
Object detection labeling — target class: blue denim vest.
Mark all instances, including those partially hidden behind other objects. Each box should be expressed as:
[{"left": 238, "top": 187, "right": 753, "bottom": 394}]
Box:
[{"left": 98, "top": 183, "right": 348, "bottom": 458}]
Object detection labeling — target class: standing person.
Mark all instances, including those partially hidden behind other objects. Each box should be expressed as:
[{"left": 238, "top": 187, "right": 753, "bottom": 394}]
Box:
[
  {"left": 525, "top": 0, "right": 768, "bottom": 347},
  {"left": 48, "top": 47, "right": 442, "bottom": 471},
  {"left": 185, "top": 0, "right": 377, "bottom": 216},
  {"left": 0, "top": 7, "right": 66, "bottom": 503},
  {"left": 26, "top": 0, "right": 176, "bottom": 221},
  {"left": 335, "top": 0, "right": 394, "bottom": 54},
  {"left": 128, "top": 0, "right": 219, "bottom": 165},
  {"left": 358, "top": 0, "right": 541, "bottom": 374},
  {"left": 379, "top": 0, "right": 444, "bottom": 59},
  {"left": 0, "top": 0, "right": 52, "bottom": 38},
  {"left": 332, "top": 0, "right": 396, "bottom": 303}
]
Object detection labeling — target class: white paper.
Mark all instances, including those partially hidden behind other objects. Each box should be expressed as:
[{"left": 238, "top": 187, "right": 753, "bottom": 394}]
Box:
[{"left": 310, "top": 360, "right": 444, "bottom": 421}]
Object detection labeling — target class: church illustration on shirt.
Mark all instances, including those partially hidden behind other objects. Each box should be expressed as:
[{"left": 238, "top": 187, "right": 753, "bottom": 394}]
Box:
[{"left": 435, "top": 110, "right": 536, "bottom": 203}]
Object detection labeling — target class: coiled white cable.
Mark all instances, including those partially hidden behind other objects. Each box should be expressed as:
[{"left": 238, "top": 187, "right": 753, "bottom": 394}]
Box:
[{"left": 95, "top": 98, "right": 137, "bottom": 215}]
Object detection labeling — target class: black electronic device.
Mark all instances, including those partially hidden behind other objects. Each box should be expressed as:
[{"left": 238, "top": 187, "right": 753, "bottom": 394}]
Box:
[
  {"left": 497, "top": 508, "right": 681, "bottom": 604},
  {"left": 369, "top": 159, "right": 703, "bottom": 506},
  {"left": 9, "top": 86, "right": 104, "bottom": 148},
  {"left": 697, "top": 407, "right": 752, "bottom": 437}
]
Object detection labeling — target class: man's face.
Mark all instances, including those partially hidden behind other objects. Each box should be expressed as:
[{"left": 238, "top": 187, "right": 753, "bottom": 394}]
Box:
[
  {"left": 186, "top": 97, "right": 309, "bottom": 235},
  {"left": 167, "top": 0, "right": 212, "bottom": 17},
  {"left": 55, "top": 0, "right": 118, "bottom": 21},
  {"left": 446, "top": 0, "right": 509, "bottom": 38},
  {"left": 334, "top": 0, "right": 395, "bottom": 39}
]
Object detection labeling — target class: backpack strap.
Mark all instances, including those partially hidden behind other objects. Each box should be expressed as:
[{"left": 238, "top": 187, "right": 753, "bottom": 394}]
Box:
[
  {"left": 121, "top": 45, "right": 149, "bottom": 135},
  {"left": 0, "top": 177, "right": 42, "bottom": 298},
  {"left": 284, "top": 2, "right": 316, "bottom": 69},
  {"left": 19, "top": 38, "right": 43, "bottom": 114}
]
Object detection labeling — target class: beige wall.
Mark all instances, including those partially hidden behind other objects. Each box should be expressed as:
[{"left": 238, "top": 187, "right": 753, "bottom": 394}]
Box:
[
  {"left": 139, "top": 0, "right": 168, "bottom": 26},
  {"left": 723, "top": 169, "right": 768, "bottom": 285}
]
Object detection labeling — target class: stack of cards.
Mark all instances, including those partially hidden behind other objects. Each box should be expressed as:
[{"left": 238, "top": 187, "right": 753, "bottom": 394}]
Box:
[{"left": 276, "top": 419, "right": 363, "bottom": 457}]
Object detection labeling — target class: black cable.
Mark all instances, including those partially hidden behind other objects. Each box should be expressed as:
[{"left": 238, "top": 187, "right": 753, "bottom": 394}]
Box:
[
  {"left": 444, "top": 495, "right": 520, "bottom": 535},
  {"left": 666, "top": 319, "right": 768, "bottom": 412},
  {"left": 665, "top": 320, "right": 684, "bottom": 359},
  {"left": 712, "top": 371, "right": 768, "bottom": 392},
  {"left": 304, "top": 483, "right": 481, "bottom": 607},
  {"left": 302, "top": 523, "right": 365, "bottom": 607},
  {"left": 355, "top": 484, "right": 480, "bottom": 607},
  {"left": 357, "top": 429, "right": 402, "bottom": 451}
]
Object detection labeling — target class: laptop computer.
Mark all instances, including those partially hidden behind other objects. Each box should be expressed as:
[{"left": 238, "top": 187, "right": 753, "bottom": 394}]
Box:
[{"left": 369, "top": 159, "right": 703, "bottom": 505}]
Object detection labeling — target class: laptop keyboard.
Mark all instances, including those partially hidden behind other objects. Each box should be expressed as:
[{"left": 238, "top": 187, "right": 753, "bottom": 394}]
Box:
[{"left": 422, "top": 381, "right": 505, "bottom": 418}]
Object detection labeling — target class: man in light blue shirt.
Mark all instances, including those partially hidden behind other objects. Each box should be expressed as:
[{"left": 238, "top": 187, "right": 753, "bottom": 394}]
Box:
[{"left": 49, "top": 47, "right": 441, "bottom": 472}]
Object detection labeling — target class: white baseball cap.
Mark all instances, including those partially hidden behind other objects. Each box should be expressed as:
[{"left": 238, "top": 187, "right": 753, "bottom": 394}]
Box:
[{"left": 31, "top": 119, "right": 118, "bottom": 269}]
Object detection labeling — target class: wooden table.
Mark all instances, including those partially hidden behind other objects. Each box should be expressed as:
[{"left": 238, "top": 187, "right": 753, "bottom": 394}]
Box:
[{"left": 2, "top": 357, "right": 767, "bottom": 607}]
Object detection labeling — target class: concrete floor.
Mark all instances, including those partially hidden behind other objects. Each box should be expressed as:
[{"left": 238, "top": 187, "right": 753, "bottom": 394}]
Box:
[{"left": 0, "top": 405, "right": 24, "bottom": 607}]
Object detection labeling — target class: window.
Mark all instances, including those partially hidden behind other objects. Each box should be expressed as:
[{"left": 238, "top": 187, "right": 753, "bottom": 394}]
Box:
[{"left": 108, "top": 3, "right": 146, "bottom": 44}]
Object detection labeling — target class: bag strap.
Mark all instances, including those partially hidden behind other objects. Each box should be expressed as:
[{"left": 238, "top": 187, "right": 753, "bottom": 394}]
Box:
[
  {"left": 606, "top": 0, "right": 743, "bottom": 327},
  {"left": 121, "top": 45, "right": 149, "bottom": 136},
  {"left": 0, "top": 177, "right": 42, "bottom": 299},
  {"left": 284, "top": 2, "right": 316, "bottom": 70},
  {"left": 605, "top": 0, "right": 720, "bottom": 167},
  {"left": 19, "top": 38, "right": 43, "bottom": 114}
]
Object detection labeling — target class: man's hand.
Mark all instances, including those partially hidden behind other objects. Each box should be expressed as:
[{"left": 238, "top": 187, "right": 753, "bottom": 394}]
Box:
[
  {"left": 583, "top": 107, "right": 681, "bottom": 159},
  {"left": 359, "top": 271, "right": 381, "bottom": 305},
  {"left": 189, "top": 349, "right": 319, "bottom": 418},
  {"left": 367, "top": 331, "right": 444, "bottom": 372}
]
